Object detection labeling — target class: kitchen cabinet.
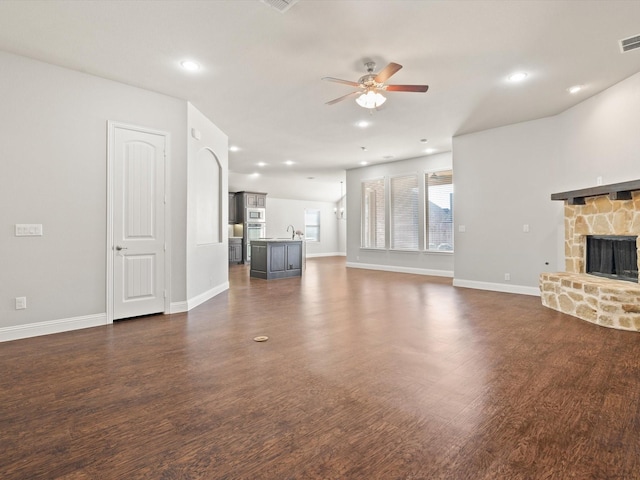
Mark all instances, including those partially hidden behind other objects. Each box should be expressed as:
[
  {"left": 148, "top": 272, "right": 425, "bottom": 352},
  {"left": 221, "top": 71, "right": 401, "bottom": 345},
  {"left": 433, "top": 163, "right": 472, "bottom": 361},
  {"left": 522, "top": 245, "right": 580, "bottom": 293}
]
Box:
[
  {"left": 245, "top": 192, "right": 266, "bottom": 208},
  {"left": 250, "top": 240, "right": 302, "bottom": 279},
  {"left": 235, "top": 192, "right": 267, "bottom": 223},
  {"left": 235, "top": 192, "right": 267, "bottom": 222},
  {"left": 228, "top": 192, "right": 236, "bottom": 224},
  {"left": 229, "top": 237, "right": 243, "bottom": 264}
]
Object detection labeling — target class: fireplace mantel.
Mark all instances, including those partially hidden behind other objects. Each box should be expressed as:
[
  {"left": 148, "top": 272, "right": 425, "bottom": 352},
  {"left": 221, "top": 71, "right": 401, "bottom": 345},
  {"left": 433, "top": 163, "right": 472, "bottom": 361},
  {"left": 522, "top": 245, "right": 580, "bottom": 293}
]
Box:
[{"left": 551, "top": 179, "right": 640, "bottom": 205}]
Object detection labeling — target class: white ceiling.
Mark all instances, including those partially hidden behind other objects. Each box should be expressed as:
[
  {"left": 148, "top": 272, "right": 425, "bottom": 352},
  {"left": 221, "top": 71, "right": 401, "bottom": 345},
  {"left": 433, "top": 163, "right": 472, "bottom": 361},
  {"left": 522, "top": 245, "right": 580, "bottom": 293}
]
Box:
[{"left": 1, "top": 0, "right": 640, "bottom": 201}]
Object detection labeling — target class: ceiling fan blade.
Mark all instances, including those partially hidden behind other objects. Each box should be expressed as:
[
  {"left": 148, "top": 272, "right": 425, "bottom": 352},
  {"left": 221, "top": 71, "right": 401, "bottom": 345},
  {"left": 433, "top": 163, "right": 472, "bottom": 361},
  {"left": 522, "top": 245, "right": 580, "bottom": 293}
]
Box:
[
  {"left": 325, "top": 91, "right": 361, "bottom": 105},
  {"left": 374, "top": 62, "right": 402, "bottom": 83},
  {"left": 385, "top": 84, "right": 429, "bottom": 92},
  {"left": 322, "top": 77, "right": 361, "bottom": 87}
]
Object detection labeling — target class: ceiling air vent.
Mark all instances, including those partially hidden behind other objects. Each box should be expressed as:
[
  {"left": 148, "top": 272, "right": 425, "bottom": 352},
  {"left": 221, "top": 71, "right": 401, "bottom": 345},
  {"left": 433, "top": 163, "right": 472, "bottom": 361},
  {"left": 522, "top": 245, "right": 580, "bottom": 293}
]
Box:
[
  {"left": 260, "top": 0, "right": 299, "bottom": 13},
  {"left": 620, "top": 34, "right": 640, "bottom": 53}
]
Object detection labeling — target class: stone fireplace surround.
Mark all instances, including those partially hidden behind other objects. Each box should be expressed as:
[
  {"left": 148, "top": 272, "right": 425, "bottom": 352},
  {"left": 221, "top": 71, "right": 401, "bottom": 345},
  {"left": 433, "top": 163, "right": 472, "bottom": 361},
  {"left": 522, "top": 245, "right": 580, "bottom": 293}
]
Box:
[{"left": 540, "top": 180, "right": 640, "bottom": 331}]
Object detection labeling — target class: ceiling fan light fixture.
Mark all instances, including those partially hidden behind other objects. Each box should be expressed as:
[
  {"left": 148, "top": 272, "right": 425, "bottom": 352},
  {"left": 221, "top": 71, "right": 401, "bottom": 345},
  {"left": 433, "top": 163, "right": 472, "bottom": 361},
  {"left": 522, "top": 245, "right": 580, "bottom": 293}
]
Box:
[{"left": 356, "top": 90, "right": 386, "bottom": 109}]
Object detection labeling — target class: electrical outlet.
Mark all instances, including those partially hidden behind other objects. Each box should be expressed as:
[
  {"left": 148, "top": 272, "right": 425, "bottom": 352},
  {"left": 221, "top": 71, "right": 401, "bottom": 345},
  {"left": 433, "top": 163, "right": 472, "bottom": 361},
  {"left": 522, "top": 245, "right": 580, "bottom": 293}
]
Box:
[
  {"left": 504, "top": 273, "right": 511, "bottom": 281},
  {"left": 523, "top": 224, "right": 530, "bottom": 233},
  {"left": 596, "top": 176, "right": 603, "bottom": 186},
  {"left": 15, "top": 297, "right": 27, "bottom": 309}
]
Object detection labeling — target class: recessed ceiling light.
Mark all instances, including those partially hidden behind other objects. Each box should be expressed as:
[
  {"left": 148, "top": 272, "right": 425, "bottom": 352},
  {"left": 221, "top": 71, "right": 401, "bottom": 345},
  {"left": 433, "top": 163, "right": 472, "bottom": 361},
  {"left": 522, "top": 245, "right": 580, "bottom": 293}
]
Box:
[
  {"left": 257, "top": 162, "right": 267, "bottom": 167},
  {"left": 229, "top": 145, "right": 240, "bottom": 152},
  {"left": 356, "top": 121, "right": 370, "bottom": 128},
  {"left": 568, "top": 85, "right": 583, "bottom": 94},
  {"left": 425, "top": 148, "right": 437, "bottom": 154},
  {"left": 284, "top": 160, "right": 295, "bottom": 166},
  {"left": 360, "top": 161, "right": 368, "bottom": 166},
  {"left": 420, "top": 138, "right": 428, "bottom": 143},
  {"left": 508, "top": 72, "right": 528, "bottom": 82},
  {"left": 180, "top": 60, "right": 200, "bottom": 72},
  {"left": 361, "top": 146, "right": 368, "bottom": 152},
  {"left": 307, "top": 176, "right": 315, "bottom": 180}
]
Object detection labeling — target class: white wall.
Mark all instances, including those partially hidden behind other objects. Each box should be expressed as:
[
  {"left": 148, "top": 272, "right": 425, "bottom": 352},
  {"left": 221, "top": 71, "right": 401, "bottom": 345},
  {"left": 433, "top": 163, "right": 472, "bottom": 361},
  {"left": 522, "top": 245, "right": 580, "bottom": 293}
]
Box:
[
  {"left": 452, "top": 71, "right": 640, "bottom": 295},
  {"left": 0, "top": 51, "right": 189, "bottom": 340},
  {"left": 345, "top": 152, "right": 454, "bottom": 276},
  {"left": 452, "top": 117, "right": 562, "bottom": 295},
  {"left": 186, "top": 103, "right": 229, "bottom": 309},
  {"left": 229, "top": 171, "right": 344, "bottom": 203},
  {"left": 265, "top": 198, "right": 344, "bottom": 257},
  {"left": 557, "top": 72, "right": 640, "bottom": 188}
]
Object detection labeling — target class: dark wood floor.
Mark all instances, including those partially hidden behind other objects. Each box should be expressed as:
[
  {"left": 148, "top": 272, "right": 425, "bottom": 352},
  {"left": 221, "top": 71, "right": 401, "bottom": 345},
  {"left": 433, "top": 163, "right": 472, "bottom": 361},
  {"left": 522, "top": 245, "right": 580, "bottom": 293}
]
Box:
[{"left": 2, "top": 257, "right": 640, "bottom": 479}]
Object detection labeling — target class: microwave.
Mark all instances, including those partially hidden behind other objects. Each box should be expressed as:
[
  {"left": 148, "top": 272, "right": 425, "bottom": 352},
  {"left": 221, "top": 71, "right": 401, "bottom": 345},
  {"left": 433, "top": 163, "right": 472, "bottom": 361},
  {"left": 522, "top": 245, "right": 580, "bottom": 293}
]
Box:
[{"left": 247, "top": 208, "right": 266, "bottom": 222}]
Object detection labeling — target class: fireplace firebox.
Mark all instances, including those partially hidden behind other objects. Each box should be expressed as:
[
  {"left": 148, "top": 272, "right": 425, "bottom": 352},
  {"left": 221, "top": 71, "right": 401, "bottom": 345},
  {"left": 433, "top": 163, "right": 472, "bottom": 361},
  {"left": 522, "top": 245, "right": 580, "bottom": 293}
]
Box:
[{"left": 586, "top": 235, "right": 639, "bottom": 283}]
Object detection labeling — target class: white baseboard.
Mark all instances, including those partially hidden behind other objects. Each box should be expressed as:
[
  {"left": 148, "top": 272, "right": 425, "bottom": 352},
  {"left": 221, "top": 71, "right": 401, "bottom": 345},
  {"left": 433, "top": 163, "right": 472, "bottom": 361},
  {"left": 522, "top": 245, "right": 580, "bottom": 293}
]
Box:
[
  {"left": 306, "top": 252, "right": 346, "bottom": 258},
  {"left": 346, "top": 262, "right": 453, "bottom": 278},
  {"left": 0, "top": 281, "right": 231, "bottom": 342},
  {"left": 169, "top": 301, "right": 189, "bottom": 314},
  {"left": 453, "top": 278, "right": 540, "bottom": 296},
  {"left": 0, "top": 313, "right": 108, "bottom": 343},
  {"left": 186, "top": 282, "right": 229, "bottom": 311}
]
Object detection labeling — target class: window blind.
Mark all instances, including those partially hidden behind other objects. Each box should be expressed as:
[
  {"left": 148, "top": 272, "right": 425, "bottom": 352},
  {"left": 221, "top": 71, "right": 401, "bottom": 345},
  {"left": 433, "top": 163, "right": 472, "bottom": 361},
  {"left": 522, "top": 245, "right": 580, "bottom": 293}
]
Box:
[
  {"left": 390, "top": 174, "right": 419, "bottom": 250},
  {"left": 425, "top": 170, "right": 453, "bottom": 251},
  {"left": 361, "top": 178, "right": 385, "bottom": 248},
  {"left": 304, "top": 209, "right": 320, "bottom": 242}
]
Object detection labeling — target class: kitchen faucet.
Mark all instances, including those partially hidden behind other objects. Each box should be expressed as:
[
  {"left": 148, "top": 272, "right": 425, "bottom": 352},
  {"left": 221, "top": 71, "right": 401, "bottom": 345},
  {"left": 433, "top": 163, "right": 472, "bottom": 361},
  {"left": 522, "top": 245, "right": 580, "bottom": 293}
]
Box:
[{"left": 287, "top": 225, "right": 295, "bottom": 239}]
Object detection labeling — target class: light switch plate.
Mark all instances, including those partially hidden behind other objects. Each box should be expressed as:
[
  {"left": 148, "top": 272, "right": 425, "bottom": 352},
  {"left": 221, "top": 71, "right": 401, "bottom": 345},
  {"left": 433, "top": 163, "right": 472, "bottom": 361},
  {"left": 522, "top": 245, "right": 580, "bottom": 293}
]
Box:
[
  {"left": 15, "top": 224, "right": 43, "bottom": 236},
  {"left": 15, "top": 297, "right": 26, "bottom": 309}
]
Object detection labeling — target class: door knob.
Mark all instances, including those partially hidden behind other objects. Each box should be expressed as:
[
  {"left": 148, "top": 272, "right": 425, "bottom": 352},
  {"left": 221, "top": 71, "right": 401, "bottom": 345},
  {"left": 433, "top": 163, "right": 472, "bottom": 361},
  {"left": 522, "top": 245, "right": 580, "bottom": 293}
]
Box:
[{"left": 115, "top": 245, "right": 128, "bottom": 251}]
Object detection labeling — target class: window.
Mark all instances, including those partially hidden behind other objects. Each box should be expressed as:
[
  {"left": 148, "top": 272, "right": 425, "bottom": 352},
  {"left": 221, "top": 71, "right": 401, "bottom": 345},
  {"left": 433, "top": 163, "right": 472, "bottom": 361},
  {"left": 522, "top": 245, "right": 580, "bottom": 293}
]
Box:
[
  {"left": 304, "top": 209, "right": 320, "bottom": 242},
  {"left": 390, "top": 174, "right": 419, "bottom": 250},
  {"left": 426, "top": 170, "right": 453, "bottom": 251},
  {"left": 361, "top": 178, "right": 385, "bottom": 248}
]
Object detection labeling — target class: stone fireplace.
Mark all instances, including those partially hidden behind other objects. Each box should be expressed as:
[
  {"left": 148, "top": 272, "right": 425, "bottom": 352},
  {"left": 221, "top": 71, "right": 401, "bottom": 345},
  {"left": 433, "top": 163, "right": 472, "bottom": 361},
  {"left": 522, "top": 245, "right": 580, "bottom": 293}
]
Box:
[{"left": 540, "top": 180, "right": 640, "bottom": 331}]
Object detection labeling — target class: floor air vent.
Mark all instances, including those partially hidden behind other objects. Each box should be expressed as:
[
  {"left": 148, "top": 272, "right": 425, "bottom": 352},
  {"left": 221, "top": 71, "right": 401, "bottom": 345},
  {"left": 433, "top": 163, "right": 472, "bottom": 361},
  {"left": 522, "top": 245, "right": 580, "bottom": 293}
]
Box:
[
  {"left": 620, "top": 34, "right": 640, "bottom": 53},
  {"left": 260, "top": 0, "right": 299, "bottom": 13}
]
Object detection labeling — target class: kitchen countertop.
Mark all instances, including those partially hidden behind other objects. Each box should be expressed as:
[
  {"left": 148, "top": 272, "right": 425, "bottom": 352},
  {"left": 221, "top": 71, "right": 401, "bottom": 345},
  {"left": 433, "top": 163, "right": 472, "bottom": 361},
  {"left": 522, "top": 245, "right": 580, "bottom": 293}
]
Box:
[{"left": 254, "top": 238, "right": 303, "bottom": 243}]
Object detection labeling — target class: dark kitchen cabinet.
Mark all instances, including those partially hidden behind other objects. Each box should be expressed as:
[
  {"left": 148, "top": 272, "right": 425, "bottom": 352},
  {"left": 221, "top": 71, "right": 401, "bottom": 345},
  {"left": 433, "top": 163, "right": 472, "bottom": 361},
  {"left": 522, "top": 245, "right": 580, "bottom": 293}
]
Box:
[
  {"left": 229, "top": 237, "right": 242, "bottom": 264},
  {"left": 234, "top": 192, "right": 267, "bottom": 223},
  {"left": 249, "top": 240, "right": 302, "bottom": 279},
  {"left": 245, "top": 193, "right": 266, "bottom": 208},
  {"left": 228, "top": 192, "right": 236, "bottom": 224}
]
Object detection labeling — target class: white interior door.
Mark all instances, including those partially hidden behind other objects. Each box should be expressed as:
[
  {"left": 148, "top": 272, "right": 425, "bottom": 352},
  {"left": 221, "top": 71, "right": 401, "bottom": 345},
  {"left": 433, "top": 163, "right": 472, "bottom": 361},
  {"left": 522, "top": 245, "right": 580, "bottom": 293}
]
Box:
[{"left": 112, "top": 125, "right": 166, "bottom": 320}]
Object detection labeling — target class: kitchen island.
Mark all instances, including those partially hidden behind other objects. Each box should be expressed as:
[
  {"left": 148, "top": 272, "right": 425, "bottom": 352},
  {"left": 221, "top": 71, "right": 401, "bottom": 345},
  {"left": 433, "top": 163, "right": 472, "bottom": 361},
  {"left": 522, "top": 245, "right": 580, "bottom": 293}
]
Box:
[{"left": 250, "top": 239, "right": 303, "bottom": 279}]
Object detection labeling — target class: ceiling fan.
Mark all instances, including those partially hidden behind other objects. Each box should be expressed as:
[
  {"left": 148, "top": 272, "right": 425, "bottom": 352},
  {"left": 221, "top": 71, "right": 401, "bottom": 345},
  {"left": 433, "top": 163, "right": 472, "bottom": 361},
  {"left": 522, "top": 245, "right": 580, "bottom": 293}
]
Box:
[{"left": 322, "top": 61, "right": 429, "bottom": 109}]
